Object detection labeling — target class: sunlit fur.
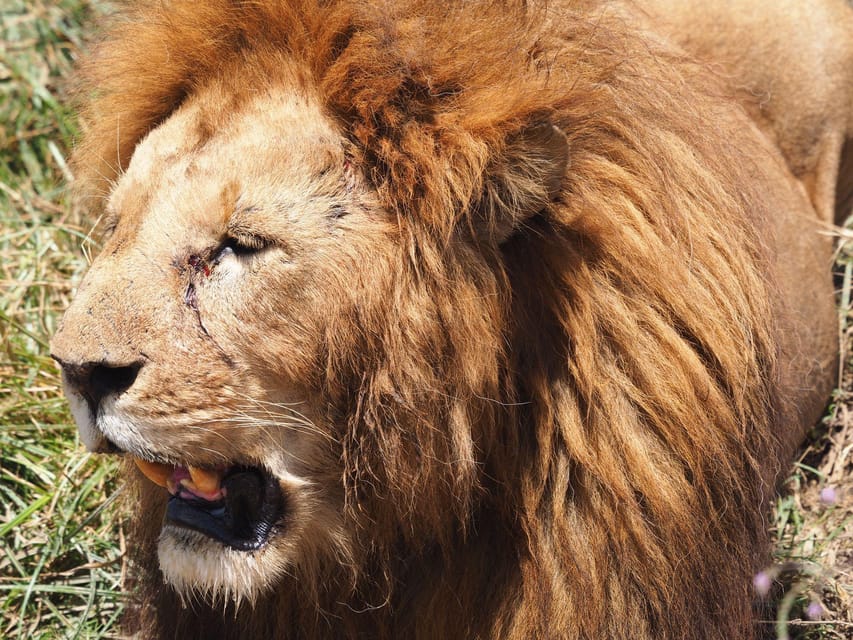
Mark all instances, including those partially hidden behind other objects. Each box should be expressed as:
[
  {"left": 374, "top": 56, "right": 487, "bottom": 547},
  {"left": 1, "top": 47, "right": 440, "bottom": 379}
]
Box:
[{"left": 56, "top": 0, "right": 848, "bottom": 638}]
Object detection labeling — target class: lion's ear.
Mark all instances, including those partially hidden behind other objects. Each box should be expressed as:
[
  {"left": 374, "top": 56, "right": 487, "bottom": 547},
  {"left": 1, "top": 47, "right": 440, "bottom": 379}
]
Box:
[{"left": 478, "top": 122, "right": 569, "bottom": 244}]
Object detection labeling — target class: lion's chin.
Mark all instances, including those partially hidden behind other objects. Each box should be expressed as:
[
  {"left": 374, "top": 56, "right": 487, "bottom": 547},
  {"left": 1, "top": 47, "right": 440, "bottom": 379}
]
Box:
[{"left": 157, "top": 524, "right": 292, "bottom": 604}]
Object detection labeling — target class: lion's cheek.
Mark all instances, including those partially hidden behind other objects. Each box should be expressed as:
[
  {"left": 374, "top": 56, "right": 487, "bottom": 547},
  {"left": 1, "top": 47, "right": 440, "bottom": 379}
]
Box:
[{"left": 198, "top": 277, "right": 344, "bottom": 391}]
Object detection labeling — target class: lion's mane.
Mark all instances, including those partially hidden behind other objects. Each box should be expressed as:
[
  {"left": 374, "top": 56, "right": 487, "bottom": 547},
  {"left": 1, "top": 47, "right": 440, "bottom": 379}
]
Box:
[{"left": 72, "top": 1, "right": 799, "bottom": 638}]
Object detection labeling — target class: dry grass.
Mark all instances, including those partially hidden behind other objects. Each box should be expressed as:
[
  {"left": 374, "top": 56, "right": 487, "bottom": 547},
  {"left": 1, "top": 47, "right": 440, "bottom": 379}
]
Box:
[
  {"left": 0, "top": 1, "right": 850, "bottom": 638},
  {"left": 762, "top": 239, "right": 853, "bottom": 639}
]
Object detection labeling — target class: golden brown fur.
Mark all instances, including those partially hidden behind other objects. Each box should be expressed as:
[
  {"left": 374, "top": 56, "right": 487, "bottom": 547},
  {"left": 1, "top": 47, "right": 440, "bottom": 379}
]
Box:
[
  {"left": 636, "top": 0, "right": 853, "bottom": 223},
  {"left": 51, "top": 1, "right": 850, "bottom": 638}
]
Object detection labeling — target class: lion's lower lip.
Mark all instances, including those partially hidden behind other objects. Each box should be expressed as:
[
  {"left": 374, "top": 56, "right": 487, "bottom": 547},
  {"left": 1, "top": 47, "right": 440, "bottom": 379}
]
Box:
[{"left": 165, "top": 467, "right": 285, "bottom": 551}]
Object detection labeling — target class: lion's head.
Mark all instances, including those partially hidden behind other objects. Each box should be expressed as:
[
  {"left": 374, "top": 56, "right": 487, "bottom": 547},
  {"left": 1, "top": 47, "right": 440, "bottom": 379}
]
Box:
[
  {"left": 51, "top": 1, "right": 841, "bottom": 638},
  {"left": 53, "top": 80, "right": 390, "bottom": 598},
  {"left": 51, "top": 50, "right": 573, "bottom": 603}
]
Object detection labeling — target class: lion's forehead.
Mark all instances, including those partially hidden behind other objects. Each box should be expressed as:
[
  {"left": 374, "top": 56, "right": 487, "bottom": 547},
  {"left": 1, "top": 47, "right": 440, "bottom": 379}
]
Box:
[{"left": 109, "top": 89, "right": 344, "bottom": 235}]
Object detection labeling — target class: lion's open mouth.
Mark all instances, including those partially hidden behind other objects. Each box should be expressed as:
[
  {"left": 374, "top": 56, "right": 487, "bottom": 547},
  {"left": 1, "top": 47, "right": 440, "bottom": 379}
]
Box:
[{"left": 135, "top": 459, "right": 285, "bottom": 551}]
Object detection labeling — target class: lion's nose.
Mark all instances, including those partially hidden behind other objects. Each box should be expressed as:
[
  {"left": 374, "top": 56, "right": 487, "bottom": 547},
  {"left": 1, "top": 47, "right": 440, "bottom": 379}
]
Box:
[{"left": 52, "top": 357, "right": 142, "bottom": 411}]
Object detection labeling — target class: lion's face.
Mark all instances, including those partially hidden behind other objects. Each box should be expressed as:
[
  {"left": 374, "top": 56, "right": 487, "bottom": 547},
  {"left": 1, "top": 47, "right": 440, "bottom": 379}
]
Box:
[{"left": 51, "top": 80, "right": 399, "bottom": 599}]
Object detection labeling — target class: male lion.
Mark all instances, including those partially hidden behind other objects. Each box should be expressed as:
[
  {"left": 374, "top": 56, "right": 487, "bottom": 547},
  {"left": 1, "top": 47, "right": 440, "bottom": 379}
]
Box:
[{"left": 51, "top": 1, "right": 852, "bottom": 638}]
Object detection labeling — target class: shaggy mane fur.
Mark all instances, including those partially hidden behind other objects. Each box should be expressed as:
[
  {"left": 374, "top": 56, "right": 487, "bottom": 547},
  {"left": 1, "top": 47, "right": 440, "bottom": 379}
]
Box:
[{"left": 72, "top": 1, "right": 808, "bottom": 638}]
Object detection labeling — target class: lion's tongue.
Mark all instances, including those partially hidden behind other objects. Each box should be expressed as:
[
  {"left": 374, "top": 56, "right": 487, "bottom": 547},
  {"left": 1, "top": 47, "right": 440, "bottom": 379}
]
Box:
[{"left": 133, "top": 459, "right": 225, "bottom": 501}]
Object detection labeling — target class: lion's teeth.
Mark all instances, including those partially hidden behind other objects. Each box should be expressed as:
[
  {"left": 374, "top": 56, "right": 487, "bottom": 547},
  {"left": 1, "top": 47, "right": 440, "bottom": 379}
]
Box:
[
  {"left": 187, "top": 465, "right": 222, "bottom": 495},
  {"left": 134, "top": 459, "right": 173, "bottom": 488}
]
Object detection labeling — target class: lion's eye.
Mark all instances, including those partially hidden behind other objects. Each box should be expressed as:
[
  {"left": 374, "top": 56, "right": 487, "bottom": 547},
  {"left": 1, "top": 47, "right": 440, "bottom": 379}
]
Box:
[{"left": 217, "top": 234, "right": 269, "bottom": 260}]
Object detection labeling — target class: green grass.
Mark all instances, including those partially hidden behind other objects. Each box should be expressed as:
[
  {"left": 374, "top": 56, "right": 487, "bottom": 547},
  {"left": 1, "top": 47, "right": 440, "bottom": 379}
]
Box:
[
  {"left": 1, "top": 2, "right": 124, "bottom": 638},
  {"left": 0, "top": 2, "right": 850, "bottom": 638}
]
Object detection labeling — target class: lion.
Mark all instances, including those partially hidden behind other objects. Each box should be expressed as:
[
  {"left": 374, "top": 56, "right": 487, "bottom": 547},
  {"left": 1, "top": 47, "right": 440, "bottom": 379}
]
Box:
[
  {"left": 50, "top": 1, "right": 852, "bottom": 638},
  {"left": 636, "top": 0, "right": 853, "bottom": 224}
]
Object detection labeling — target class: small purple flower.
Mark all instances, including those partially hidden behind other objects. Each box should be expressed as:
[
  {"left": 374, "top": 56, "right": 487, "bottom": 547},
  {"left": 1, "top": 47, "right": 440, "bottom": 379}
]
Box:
[
  {"left": 806, "top": 601, "right": 823, "bottom": 620},
  {"left": 752, "top": 571, "right": 772, "bottom": 597},
  {"left": 819, "top": 486, "right": 837, "bottom": 505}
]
